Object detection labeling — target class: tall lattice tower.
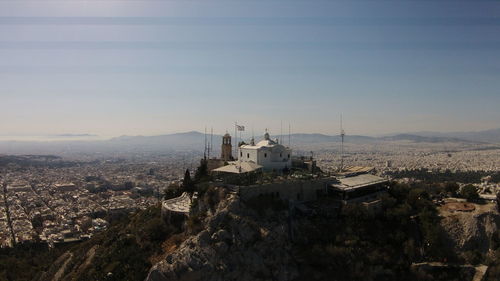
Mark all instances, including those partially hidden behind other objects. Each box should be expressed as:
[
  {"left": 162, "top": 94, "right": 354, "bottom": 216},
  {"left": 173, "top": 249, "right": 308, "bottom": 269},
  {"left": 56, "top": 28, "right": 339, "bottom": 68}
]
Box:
[{"left": 221, "top": 133, "right": 233, "bottom": 161}]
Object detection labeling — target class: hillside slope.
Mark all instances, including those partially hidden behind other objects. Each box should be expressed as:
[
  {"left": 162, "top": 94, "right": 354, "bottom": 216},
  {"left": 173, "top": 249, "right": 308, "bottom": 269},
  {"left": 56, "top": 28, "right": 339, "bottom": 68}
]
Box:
[
  {"left": 36, "top": 207, "right": 182, "bottom": 281},
  {"left": 5, "top": 182, "right": 500, "bottom": 281},
  {"left": 147, "top": 192, "right": 297, "bottom": 281}
]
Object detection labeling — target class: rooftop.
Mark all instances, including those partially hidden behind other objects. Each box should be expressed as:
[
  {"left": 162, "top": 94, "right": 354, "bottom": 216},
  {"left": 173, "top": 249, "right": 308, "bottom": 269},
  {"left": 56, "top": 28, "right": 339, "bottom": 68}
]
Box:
[
  {"left": 331, "top": 174, "right": 388, "bottom": 191},
  {"left": 337, "top": 166, "right": 375, "bottom": 176},
  {"left": 212, "top": 161, "right": 263, "bottom": 174},
  {"left": 239, "top": 131, "right": 290, "bottom": 150},
  {"left": 162, "top": 192, "right": 191, "bottom": 214}
]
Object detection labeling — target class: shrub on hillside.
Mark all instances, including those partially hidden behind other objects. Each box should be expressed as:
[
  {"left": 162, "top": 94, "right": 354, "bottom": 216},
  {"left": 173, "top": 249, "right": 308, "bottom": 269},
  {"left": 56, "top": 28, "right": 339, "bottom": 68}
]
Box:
[
  {"left": 460, "top": 184, "right": 479, "bottom": 201},
  {"left": 444, "top": 182, "right": 460, "bottom": 196}
]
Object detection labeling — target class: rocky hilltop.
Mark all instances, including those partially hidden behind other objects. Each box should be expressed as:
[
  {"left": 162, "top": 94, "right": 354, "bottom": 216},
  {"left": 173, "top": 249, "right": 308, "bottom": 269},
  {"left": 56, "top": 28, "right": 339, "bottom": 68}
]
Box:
[
  {"left": 147, "top": 185, "right": 500, "bottom": 281},
  {"left": 440, "top": 201, "right": 500, "bottom": 258},
  {"left": 147, "top": 189, "right": 298, "bottom": 281},
  {"left": 5, "top": 182, "right": 500, "bottom": 281}
]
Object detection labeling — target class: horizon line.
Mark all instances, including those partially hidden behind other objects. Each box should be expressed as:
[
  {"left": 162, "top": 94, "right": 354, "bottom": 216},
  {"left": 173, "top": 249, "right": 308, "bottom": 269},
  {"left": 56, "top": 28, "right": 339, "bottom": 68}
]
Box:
[{"left": 0, "top": 127, "right": 498, "bottom": 142}]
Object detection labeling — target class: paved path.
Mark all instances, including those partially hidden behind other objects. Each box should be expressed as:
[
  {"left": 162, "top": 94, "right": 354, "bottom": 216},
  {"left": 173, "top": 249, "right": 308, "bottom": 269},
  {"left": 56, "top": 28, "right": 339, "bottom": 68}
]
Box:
[
  {"left": 412, "top": 262, "right": 488, "bottom": 281},
  {"left": 162, "top": 192, "right": 191, "bottom": 215}
]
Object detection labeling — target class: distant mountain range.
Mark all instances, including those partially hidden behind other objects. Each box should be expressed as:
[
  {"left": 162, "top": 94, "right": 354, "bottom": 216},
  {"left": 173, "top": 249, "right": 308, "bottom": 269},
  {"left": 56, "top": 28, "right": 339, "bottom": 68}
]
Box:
[
  {"left": 110, "top": 131, "right": 221, "bottom": 150},
  {"left": 275, "top": 133, "right": 376, "bottom": 144},
  {"left": 379, "top": 134, "right": 479, "bottom": 144},
  {"left": 0, "top": 129, "right": 498, "bottom": 155},
  {"left": 110, "top": 131, "right": 378, "bottom": 147},
  {"left": 406, "top": 128, "right": 500, "bottom": 144},
  {"left": 53, "top": 134, "right": 98, "bottom": 137}
]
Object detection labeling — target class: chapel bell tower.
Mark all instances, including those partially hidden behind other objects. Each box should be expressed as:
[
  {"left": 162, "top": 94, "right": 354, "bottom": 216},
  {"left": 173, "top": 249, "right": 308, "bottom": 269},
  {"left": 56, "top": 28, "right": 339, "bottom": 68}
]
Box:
[{"left": 221, "top": 133, "right": 233, "bottom": 161}]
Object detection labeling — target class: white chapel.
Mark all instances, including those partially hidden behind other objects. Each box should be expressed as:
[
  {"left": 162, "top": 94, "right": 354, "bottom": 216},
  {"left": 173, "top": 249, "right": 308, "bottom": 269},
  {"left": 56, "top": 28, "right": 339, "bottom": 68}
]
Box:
[{"left": 238, "top": 131, "right": 292, "bottom": 172}]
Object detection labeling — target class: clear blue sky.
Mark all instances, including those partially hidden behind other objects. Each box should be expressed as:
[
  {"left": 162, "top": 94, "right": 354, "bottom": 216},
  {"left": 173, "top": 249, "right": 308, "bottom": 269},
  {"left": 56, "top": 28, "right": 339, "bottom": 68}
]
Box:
[{"left": 0, "top": 0, "right": 499, "bottom": 138}]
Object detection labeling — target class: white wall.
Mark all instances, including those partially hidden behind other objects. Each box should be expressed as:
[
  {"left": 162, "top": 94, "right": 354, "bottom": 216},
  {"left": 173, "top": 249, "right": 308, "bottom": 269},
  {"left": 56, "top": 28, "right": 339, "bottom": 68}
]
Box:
[
  {"left": 239, "top": 147, "right": 258, "bottom": 163},
  {"left": 239, "top": 145, "right": 292, "bottom": 171}
]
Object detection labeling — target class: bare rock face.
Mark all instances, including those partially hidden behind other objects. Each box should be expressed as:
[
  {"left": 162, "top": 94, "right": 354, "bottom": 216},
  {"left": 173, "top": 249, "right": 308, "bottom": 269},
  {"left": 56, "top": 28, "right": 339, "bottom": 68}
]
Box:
[
  {"left": 146, "top": 192, "right": 298, "bottom": 281},
  {"left": 440, "top": 203, "right": 500, "bottom": 255}
]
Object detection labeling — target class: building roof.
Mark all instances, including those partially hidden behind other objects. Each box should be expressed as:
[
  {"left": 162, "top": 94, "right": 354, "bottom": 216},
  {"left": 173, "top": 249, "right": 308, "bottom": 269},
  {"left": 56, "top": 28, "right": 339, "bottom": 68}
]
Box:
[
  {"left": 55, "top": 183, "right": 76, "bottom": 187},
  {"left": 241, "top": 139, "right": 288, "bottom": 150},
  {"left": 239, "top": 131, "right": 290, "bottom": 150},
  {"left": 162, "top": 192, "right": 191, "bottom": 214},
  {"left": 337, "top": 166, "right": 375, "bottom": 176},
  {"left": 212, "top": 161, "right": 263, "bottom": 174},
  {"left": 256, "top": 139, "right": 277, "bottom": 146},
  {"left": 331, "top": 174, "right": 388, "bottom": 191}
]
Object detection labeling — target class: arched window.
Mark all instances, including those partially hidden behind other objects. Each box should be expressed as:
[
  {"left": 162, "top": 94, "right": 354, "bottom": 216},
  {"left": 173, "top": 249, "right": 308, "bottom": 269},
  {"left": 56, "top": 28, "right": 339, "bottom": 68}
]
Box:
[
  {"left": 247, "top": 153, "right": 250, "bottom": 158},
  {"left": 264, "top": 153, "right": 267, "bottom": 158}
]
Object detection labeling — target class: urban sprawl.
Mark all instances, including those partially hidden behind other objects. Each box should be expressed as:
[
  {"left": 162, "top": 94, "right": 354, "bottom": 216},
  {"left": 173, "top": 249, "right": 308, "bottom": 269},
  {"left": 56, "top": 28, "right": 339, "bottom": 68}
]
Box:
[{"left": 0, "top": 139, "right": 499, "bottom": 247}]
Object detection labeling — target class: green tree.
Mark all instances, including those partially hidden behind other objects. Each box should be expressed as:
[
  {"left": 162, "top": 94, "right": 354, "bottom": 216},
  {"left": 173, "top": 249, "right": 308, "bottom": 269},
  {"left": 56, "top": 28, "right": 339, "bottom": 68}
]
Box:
[
  {"left": 460, "top": 184, "right": 479, "bottom": 201},
  {"left": 164, "top": 182, "right": 182, "bottom": 200},
  {"left": 444, "top": 182, "right": 460, "bottom": 196},
  {"left": 182, "top": 169, "right": 195, "bottom": 193},
  {"left": 31, "top": 214, "right": 43, "bottom": 229},
  {"left": 124, "top": 181, "right": 134, "bottom": 189},
  {"left": 194, "top": 160, "right": 210, "bottom": 184}
]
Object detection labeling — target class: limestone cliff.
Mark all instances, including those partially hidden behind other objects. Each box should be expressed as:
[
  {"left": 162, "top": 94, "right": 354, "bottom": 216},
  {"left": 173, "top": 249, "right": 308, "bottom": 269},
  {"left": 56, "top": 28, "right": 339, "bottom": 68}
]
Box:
[
  {"left": 439, "top": 202, "right": 500, "bottom": 257},
  {"left": 146, "top": 190, "right": 298, "bottom": 281}
]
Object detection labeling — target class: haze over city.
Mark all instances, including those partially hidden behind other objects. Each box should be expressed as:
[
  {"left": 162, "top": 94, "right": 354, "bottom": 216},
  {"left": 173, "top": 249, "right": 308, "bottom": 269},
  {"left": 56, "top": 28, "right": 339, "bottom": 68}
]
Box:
[
  {"left": 1, "top": 1, "right": 500, "bottom": 281},
  {"left": 1, "top": 0, "right": 499, "bottom": 139}
]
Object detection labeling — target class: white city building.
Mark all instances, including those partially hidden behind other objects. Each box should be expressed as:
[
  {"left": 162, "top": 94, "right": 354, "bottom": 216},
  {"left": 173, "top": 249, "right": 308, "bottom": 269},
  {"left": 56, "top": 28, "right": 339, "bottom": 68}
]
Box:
[{"left": 238, "top": 131, "right": 292, "bottom": 172}]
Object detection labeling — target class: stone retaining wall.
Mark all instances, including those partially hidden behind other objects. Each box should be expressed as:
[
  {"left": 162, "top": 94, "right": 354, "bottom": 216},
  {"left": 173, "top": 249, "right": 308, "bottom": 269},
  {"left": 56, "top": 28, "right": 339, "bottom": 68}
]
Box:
[{"left": 238, "top": 178, "right": 332, "bottom": 202}]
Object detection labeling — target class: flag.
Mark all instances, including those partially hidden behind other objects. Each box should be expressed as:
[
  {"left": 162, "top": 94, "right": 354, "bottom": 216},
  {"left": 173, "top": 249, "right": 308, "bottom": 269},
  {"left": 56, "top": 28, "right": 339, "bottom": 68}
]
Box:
[{"left": 236, "top": 124, "right": 245, "bottom": 131}]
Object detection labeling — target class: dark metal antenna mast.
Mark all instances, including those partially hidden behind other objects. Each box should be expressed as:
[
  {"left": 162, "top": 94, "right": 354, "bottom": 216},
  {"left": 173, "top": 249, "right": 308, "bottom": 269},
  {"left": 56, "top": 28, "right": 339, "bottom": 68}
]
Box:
[
  {"left": 204, "top": 126, "right": 207, "bottom": 160},
  {"left": 340, "top": 114, "right": 345, "bottom": 172},
  {"left": 209, "top": 127, "right": 213, "bottom": 159},
  {"left": 288, "top": 123, "right": 291, "bottom": 147},
  {"left": 280, "top": 120, "right": 283, "bottom": 144}
]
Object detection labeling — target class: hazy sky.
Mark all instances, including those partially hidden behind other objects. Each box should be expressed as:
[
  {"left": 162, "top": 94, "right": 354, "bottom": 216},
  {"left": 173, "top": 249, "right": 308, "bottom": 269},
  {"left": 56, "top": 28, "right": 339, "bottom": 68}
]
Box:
[{"left": 1, "top": 0, "right": 499, "bottom": 138}]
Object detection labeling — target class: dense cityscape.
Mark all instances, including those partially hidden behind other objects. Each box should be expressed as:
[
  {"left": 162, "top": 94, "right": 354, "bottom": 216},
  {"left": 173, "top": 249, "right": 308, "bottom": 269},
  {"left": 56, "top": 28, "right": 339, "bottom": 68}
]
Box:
[
  {"left": 1, "top": 0, "right": 499, "bottom": 280},
  {"left": 0, "top": 155, "right": 186, "bottom": 247},
  {"left": 1, "top": 138, "right": 499, "bottom": 248},
  {"left": 314, "top": 142, "right": 500, "bottom": 173}
]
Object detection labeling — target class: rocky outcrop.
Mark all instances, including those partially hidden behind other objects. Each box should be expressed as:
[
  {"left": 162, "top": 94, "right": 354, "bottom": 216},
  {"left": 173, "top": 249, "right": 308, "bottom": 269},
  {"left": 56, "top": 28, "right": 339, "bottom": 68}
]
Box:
[
  {"left": 146, "top": 191, "right": 298, "bottom": 281},
  {"left": 440, "top": 204, "right": 500, "bottom": 255}
]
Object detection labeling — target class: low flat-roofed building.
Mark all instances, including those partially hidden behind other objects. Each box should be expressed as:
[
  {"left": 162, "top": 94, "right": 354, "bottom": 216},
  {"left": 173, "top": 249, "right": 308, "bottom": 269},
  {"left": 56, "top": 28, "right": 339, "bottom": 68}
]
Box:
[
  {"left": 212, "top": 161, "right": 263, "bottom": 174},
  {"left": 55, "top": 183, "right": 77, "bottom": 192},
  {"left": 336, "top": 166, "right": 375, "bottom": 177},
  {"left": 7, "top": 184, "right": 31, "bottom": 193},
  {"left": 329, "top": 173, "right": 388, "bottom": 204}
]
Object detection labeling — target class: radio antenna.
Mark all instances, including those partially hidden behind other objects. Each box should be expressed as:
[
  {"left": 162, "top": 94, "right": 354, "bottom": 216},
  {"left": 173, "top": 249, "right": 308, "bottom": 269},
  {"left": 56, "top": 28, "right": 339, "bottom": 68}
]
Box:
[
  {"left": 210, "top": 127, "right": 213, "bottom": 159},
  {"left": 288, "top": 123, "right": 291, "bottom": 147},
  {"left": 340, "top": 114, "right": 345, "bottom": 172},
  {"left": 204, "top": 126, "right": 207, "bottom": 160},
  {"left": 280, "top": 120, "right": 283, "bottom": 144}
]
